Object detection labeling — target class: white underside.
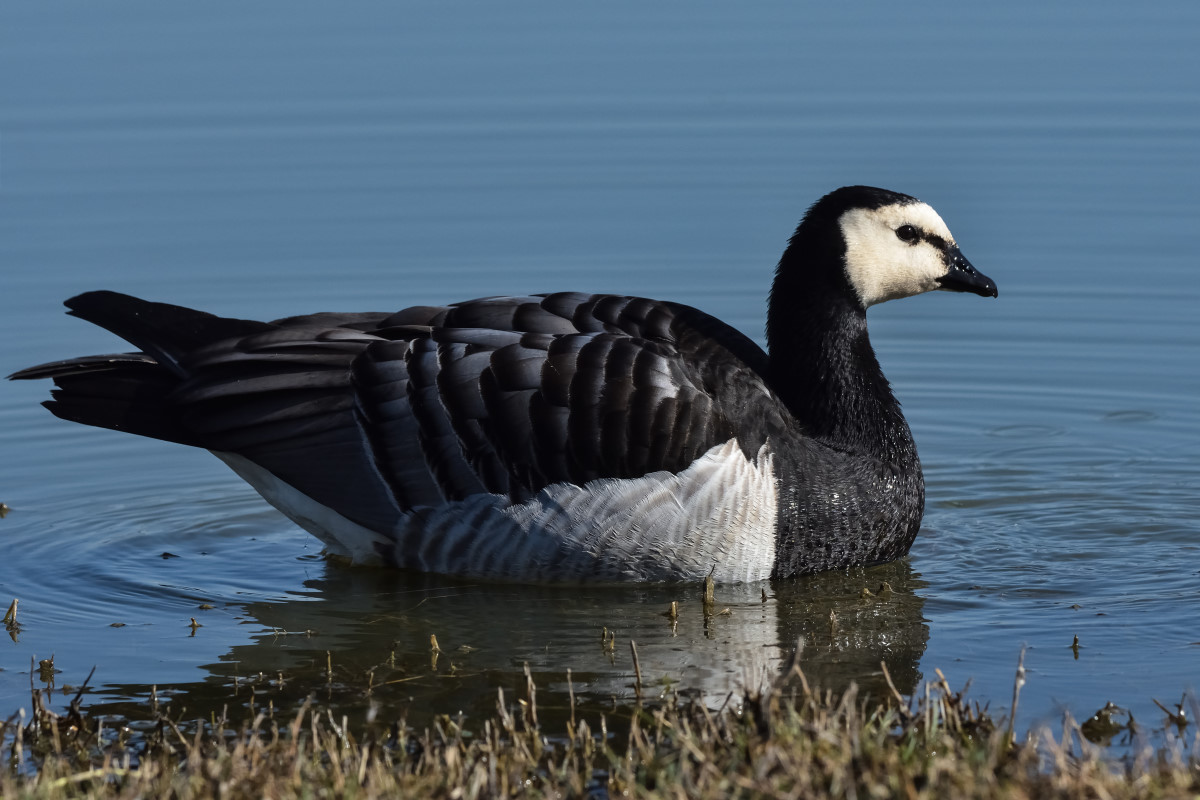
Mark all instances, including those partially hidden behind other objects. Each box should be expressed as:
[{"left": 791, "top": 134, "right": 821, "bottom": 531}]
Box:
[{"left": 214, "top": 438, "right": 778, "bottom": 583}]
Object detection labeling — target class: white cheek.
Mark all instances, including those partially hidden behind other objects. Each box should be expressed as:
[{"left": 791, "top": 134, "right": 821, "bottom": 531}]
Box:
[
  {"left": 889, "top": 243, "right": 946, "bottom": 299},
  {"left": 852, "top": 252, "right": 941, "bottom": 306},
  {"left": 839, "top": 206, "right": 951, "bottom": 307}
]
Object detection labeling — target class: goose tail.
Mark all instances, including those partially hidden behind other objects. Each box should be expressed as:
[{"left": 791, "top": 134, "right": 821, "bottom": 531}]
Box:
[
  {"left": 9, "top": 291, "right": 272, "bottom": 445},
  {"left": 62, "top": 290, "right": 272, "bottom": 376}
]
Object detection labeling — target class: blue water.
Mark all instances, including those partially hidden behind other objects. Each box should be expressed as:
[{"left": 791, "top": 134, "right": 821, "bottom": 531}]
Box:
[{"left": 2, "top": 1, "right": 1198, "bottom": 742}]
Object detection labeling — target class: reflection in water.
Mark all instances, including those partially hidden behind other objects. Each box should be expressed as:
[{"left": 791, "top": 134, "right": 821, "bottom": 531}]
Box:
[{"left": 87, "top": 559, "right": 928, "bottom": 729}]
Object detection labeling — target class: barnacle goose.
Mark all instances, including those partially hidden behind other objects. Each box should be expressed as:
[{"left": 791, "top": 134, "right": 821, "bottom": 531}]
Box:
[{"left": 11, "top": 186, "right": 996, "bottom": 583}]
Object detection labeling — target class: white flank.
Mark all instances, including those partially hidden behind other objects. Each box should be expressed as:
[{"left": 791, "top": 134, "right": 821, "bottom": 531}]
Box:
[
  {"left": 839, "top": 201, "right": 958, "bottom": 307},
  {"left": 213, "top": 451, "right": 393, "bottom": 562},
  {"left": 215, "top": 439, "right": 779, "bottom": 583}
]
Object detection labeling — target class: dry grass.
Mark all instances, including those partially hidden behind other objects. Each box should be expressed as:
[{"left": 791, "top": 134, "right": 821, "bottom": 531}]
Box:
[{"left": 1, "top": 655, "right": 1198, "bottom": 799}]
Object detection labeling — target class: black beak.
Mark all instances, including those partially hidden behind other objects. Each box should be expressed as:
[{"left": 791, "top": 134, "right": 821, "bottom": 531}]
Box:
[{"left": 936, "top": 248, "right": 997, "bottom": 298}]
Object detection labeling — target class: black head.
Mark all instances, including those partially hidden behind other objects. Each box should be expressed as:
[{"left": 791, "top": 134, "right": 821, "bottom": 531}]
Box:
[{"left": 774, "top": 185, "right": 996, "bottom": 311}]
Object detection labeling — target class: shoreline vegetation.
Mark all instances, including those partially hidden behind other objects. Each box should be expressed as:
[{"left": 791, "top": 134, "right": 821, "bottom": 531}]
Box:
[{"left": 2, "top": 649, "right": 1197, "bottom": 799}]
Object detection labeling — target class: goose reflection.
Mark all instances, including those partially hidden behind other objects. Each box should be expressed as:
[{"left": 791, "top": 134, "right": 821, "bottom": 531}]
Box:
[{"left": 89, "top": 559, "right": 928, "bottom": 728}]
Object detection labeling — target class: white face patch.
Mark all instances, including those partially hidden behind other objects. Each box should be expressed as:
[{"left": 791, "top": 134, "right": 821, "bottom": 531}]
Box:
[{"left": 838, "top": 201, "right": 958, "bottom": 307}]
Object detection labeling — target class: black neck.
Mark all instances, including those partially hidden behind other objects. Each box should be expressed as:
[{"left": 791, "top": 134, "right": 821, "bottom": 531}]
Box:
[{"left": 766, "top": 241, "right": 914, "bottom": 466}]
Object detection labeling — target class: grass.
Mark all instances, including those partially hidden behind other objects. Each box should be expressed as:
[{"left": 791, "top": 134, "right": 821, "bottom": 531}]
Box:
[{"left": 2, "top": 650, "right": 1197, "bottom": 799}]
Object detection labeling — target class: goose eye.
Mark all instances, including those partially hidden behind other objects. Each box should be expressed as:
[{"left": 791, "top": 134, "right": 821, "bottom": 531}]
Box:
[{"left": 896, "top": 225, "right": 919, "bottom": 243}]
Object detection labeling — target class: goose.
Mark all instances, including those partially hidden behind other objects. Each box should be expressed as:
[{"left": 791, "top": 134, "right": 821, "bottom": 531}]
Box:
[{"left": 10, "top": 186, "right": 996, "bottom": 583}]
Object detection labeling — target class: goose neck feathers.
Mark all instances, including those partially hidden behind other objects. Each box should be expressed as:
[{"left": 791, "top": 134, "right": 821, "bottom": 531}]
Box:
[{"left": 766, "top": 187, "right": 916, "bottom": 459}]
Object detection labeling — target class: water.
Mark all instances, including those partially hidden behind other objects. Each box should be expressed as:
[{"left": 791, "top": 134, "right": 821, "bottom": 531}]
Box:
[{"left": 2, "top": 1, "right": 1198, "bottom": 742}]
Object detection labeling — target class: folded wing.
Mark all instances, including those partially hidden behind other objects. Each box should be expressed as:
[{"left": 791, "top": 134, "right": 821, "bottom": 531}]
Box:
[{"left": 14, "top": 291, "right": 782, "bottom": 544}]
